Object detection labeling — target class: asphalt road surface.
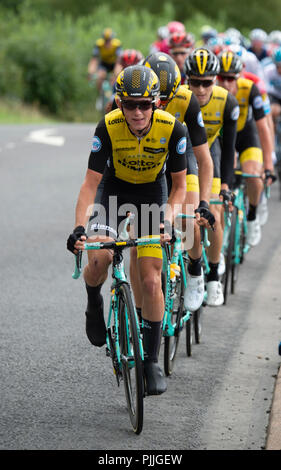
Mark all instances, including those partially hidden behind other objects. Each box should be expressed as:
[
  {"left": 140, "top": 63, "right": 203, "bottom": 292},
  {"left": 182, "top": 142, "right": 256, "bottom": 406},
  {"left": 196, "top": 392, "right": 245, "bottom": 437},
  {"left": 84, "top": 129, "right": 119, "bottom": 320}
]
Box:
[{"left": 1, "top": 124, "right": 281, "bottom": 451}]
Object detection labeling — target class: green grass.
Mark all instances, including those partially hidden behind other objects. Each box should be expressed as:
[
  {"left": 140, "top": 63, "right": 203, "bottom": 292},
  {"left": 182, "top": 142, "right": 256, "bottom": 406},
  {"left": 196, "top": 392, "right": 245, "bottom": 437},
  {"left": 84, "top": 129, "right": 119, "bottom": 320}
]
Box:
[{"left": 0, "top": 99, "right": 57, "bottom": 124}]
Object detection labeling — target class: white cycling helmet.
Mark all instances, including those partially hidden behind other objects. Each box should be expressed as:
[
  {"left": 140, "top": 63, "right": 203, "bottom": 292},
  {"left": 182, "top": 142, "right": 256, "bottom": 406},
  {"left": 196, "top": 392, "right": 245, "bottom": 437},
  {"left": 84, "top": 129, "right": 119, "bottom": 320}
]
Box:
[{"left": 249, "top": 28, "right": 267, "bottom": 43}]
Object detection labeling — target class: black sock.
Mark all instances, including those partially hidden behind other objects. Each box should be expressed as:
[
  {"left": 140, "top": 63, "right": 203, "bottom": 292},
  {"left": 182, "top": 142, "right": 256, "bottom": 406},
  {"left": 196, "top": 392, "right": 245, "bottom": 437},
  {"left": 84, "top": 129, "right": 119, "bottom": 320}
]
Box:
[
  {"left": 207, "top": 262, "right": 219, "bottom": 282},
  {"left": 247, "top": 204, "right": 257, "bottom": 221},
  {"left": 142, "top": 319, "right": 162, "bottom": 363},
  {"left": 188, "top": 256, "right": 202, "bottom": 276},
  {"left": 85, "top": 283, "right": 103, "bottom": 312}
]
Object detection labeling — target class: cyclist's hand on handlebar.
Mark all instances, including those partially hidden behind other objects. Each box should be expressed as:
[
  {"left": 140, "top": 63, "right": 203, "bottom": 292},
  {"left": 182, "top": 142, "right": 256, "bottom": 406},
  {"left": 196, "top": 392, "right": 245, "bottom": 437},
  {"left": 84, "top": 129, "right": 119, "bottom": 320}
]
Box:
[
  {"left": 195, "top": 201, "right": 216, "bottom": 231},
  {"left": 67, "top": 226, "right": 88, "bottom": 254},
  {"left": 219, "top": 189, "right": 234, "bottom": 212},
  {"left": 159, "top": 221, "right": 176, "bottom": 245},
  {"left": 264, "top": 169, "right": 277, "bottom": 186}
]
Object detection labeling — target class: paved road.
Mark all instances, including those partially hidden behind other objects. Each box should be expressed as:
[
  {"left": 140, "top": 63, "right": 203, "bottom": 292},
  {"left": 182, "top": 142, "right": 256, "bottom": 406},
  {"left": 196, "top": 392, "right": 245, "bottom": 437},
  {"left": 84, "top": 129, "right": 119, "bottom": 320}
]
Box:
[{"left": 1, "top": 124, "right": 280, "bottom": 450}]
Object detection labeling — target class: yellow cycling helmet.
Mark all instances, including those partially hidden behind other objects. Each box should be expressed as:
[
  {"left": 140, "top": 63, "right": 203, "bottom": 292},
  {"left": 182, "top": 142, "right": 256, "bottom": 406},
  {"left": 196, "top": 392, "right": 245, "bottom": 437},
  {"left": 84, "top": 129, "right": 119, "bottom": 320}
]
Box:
[
  {"left": 185, "top": 47, "right": 220, "bottom": 76},
  {"left": 116, "top": 65, "right": 160, "bottom": 98}
]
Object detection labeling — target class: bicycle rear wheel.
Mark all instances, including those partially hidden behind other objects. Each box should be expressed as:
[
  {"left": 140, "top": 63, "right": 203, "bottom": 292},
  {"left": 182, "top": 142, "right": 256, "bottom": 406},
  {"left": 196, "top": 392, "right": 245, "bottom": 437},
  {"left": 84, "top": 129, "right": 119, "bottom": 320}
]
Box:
[
  {"left": 163, "top": 269, "right": 185, "bottom": 376},
  {"left": 118, "top": 283, "right": 144, "bottom": 434},
  {"left": 223, "top": 208, "right": 237, "bottom": 304}
]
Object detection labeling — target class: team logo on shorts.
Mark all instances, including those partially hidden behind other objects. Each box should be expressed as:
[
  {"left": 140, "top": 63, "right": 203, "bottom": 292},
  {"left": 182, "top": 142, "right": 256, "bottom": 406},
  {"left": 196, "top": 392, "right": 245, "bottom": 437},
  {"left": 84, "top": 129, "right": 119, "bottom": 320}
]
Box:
[
  {"left": 253, "top": 96, "right": 263, "bottom": 109},
  {"left": 175, "top": 112, "right": 181, "bottom": 119},
  {"left": 197, "top": 111, "right": 204, "bottom": 127},
  {"left": 176, "top": 137, "right": 187, "bottom": 154},
  {"left": 231, "top": 105, "right": 240, "bottom": 121},
  {"left": 160, "top": 137, "right": 166, "bottom": 144},
  {"left": 92, "top": 136, "right": 102, "bottom": 152}
]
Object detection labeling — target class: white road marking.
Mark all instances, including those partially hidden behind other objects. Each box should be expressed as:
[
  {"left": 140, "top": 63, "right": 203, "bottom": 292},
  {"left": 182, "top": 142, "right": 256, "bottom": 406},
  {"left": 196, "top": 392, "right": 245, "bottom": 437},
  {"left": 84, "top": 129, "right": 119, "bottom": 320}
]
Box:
[{"left": 25, "top": 128, "right": 65, "bottom": 146}]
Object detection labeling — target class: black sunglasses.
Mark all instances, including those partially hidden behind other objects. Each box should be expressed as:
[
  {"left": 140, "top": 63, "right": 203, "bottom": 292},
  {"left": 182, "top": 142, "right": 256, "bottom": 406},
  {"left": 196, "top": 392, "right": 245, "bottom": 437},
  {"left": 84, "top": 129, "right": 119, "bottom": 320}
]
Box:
[
  {"left": 217, "top": 74, "right": 237, "bottom": 82},
  {"left": 121, "top": 100, "right": 154, "bottom": 111},
  {"left": 188, "top": 78, "right": 214, "bottom": 88},
  {"left": 171, "top": 51, "right": 187, "bottom": 56}
]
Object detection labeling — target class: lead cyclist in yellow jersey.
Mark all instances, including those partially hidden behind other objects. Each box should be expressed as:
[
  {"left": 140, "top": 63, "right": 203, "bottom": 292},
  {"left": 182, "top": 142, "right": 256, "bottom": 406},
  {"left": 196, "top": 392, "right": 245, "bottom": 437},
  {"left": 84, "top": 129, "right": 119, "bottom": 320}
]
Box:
[
  {"left": 67, "top": 65, "right": 189, "bottom": 396},
  {"left": 185, "top": 47, "right": 240, "bottom": 306},
  {"left": 87, "top": 28, "right": 122, "bottom": 93},
  {"left": 142, "top": 51, "right": 214, "bottom": 313},
  {"left": 217, "top": 50, "right": 275, "bottom": 247}
]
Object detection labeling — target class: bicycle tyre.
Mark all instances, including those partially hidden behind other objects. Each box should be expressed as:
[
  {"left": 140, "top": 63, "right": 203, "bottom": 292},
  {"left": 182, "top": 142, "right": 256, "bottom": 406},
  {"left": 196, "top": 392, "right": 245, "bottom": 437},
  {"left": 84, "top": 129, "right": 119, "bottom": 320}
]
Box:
[
  {"left": 163, "top": 269, "right": 185, "bottom": 376},
  {"left": 185, "top": 317, "right": 192, "bottom": 356},
  {"left": 231, "top": 210, "right": 245, "bottom": 294},
  {"left": 223, "top": 207, "right": 237, "bottom": 305},
  {"left": 193, "top": 306, "right": 202, "bottom": 344},
  {"left": 118, "top": 283, "right": 144, "bottom": 434}
]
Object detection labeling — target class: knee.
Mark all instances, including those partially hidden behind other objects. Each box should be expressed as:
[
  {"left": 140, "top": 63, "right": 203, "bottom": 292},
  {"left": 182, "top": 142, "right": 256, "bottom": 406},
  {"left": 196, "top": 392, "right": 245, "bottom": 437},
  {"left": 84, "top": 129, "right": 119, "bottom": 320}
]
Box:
[{"left": 141, "top": 271, "right": 162, "bottom": 297}]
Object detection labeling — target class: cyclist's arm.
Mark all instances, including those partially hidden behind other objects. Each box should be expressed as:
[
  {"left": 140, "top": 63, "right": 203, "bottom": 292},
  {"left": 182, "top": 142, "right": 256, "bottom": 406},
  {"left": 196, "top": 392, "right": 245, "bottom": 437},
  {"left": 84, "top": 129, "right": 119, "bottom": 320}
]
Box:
[
  {"left": 165, "top": 120, "right": 187, "bottom": 224},
  {"left": 183, "top": 94, "right": 213, "bottom": 203},
  {"left": 75, "top": 169, "right": 103, "bottom": 228},
  {"left": 250, "top": 84, "right": 274, "bottom": 171},
  {"left": 75, "top": 119, "right": 112, "bottom": 228},
  {"left": 88, "top": 57, "right": 98, "bottom": 76},
  {"left": 220, "top": 94, "right": 239, "bottom": 189}
]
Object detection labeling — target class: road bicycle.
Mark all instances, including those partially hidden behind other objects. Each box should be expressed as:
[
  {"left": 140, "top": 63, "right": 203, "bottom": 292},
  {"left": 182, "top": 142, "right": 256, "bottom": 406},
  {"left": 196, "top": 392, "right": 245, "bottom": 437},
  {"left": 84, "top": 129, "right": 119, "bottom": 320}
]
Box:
[
  {"left": 161, "top": 215, "right": 209, "bottom": 375},
  {"left": 221, "top": 170, "right": 263, "bottom": 302},
  {"left": 89, "top": 72, "right": 113, "bottom": 115},
  {"left": 274, "top": 115, "right": 281, "bottom": 200},
  {"left": 72, "top": 216, "right": 161, "bottom": 435},
  {"left": 161, "top": 214, "right": 195, "bottom": 376}
]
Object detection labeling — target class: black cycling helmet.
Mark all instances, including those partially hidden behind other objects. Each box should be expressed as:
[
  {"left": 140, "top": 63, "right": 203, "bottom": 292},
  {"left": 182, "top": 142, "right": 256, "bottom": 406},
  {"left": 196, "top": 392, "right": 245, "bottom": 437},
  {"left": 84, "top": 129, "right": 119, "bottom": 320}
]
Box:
[
  {"left": 184, "top": 47, "right": 220, "bottom": 77},
  {"left": 115, "top": 64, "right": 160, "bottom": 98},
  {"left": 143, "top": 52, "right": 181, "bottom": 101},
  {"left": 218, "top": 50, "right": 243, "bottom": 74}
]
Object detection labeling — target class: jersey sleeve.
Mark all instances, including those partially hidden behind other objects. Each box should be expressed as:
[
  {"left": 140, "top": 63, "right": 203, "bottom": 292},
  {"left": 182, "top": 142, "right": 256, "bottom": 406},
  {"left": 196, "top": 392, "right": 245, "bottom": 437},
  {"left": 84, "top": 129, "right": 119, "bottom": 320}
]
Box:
[
  {"left": 167, "top": 119, "right": 188, "bottom": 173},
  {"left": 249, "top": 83, "right": 265, "bottom": 121},
  {"left": 183, "top": 93, "right": 207, "bottom": 147},
  {"left": 88, "top": 119, "right": 112, "bottom": 174},
  {"left": 220, "top": 93, "right": 239, "bottom": 186}
]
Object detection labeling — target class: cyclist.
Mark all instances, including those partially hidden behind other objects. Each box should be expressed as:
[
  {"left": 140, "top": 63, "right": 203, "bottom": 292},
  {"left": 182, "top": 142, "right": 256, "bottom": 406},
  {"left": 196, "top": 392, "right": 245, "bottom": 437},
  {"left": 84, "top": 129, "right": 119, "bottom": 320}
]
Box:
[
  {"left": 263, "top": 47, "right": 281, "bottom": 129},
  {"left": 185, "top": 47, "right": 240, "bottom": 306},
  {"left": 67, "top": 65, "right": 188, "bottom": 396},
  {"left": 149, "top": 26, "right": 170, "bottom": 55},
  {"left": 169, "top": 32, "right": 195, "bottom": 84},
  {"left": 218, "top": 50, "right": 275, "bottom": 246},
  {"left": 87, "top": 28, "right": 122, "bottom": 93},
  {"left": 142, "top": 51, "right": 214, "bottom": 312},
  {"left": 248, "top": 28, "right": 269, "bottom": 62}
]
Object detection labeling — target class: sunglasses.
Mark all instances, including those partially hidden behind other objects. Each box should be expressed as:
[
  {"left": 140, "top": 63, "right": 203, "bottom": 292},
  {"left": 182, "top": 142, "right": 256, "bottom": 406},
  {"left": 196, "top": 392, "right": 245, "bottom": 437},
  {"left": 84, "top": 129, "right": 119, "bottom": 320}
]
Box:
[
  {"left": 217, "top": 75, "right": 237, "bottom": 82},
  {"left": 120, "top": 100, "right": 154, "bottom": 111},
  {"left": 188, "top": 78, "right": 214, "bottom": 88},
  {"left": 171, "top": 51, "right": 187, "bottom": 56}
]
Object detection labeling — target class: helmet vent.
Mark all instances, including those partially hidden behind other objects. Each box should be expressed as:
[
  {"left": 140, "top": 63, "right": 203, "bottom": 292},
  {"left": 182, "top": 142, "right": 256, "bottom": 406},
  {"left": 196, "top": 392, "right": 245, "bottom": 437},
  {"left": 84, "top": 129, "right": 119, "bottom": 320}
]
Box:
[
  {"left": 159, "top": 70, "right": 168, "bottom": 92},
  {"left": 132, "top": 70, "right": 141, "bottom": 88}
]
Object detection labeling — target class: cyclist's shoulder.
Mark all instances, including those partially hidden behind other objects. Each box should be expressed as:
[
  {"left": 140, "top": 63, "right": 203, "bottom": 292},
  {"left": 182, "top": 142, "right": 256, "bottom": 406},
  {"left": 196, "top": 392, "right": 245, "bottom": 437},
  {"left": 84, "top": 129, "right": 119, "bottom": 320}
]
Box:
[
  {"left": 96, "top": 38, "right": 105, "bottom": 47},
  {"left": 237, "top": 76, "right": 254, "bottom": 89},
  {"left": 211, "top": 85, "right": 229, "bottom": 101},
  {"left": 105, "top": 107, "right": 124, "bottom": 124},
  {"left": 154, "top": 108, "right": 176, "bottom": 124},
  {"left": 112, "top": 38, "right": 122, "bottom": 47},
  {"left": 176, "top": 84, "right": 192, "bottom": 97}
]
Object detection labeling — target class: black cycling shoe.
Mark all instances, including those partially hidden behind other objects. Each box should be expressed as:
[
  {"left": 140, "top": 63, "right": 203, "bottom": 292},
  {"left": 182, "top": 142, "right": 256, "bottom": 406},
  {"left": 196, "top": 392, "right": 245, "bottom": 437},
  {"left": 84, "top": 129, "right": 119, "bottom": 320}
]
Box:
[
  {"left": 143, "top": 361, "right": 167, "bottom": 396},
  {"left": 85, "top": 299, "right": 106, "bottom": 347}
]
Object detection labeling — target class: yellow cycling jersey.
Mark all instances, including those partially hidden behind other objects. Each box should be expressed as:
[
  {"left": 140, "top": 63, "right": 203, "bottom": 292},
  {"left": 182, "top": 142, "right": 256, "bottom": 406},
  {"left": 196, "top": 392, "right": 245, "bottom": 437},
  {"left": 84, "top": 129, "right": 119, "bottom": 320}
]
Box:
[
  {"left": 200, "top": 85, "right": 228, "bottom": 147},
  {"left": 165, "top": 85, "right": 192, "bottom": 124},
  {"left": 235, "top": 77, "right": 253, "bottom": 132},
  {"left": 104, "top": 108, "right": 176, "bottom": 184},
  {"left": 95, "top": 38, "right": 122, "bottom": 65}
]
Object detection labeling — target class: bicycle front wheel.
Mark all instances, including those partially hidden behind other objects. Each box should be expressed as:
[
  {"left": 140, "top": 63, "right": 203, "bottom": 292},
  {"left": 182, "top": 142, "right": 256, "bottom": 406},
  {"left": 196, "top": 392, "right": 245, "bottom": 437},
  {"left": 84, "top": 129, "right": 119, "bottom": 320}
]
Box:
[
  {"left": 223, "top": 207, "right": 237, "bottom": 304},
  {"left": 118, "top": 283, "right": 144, "bottom": 434},
  {"left": 164, "top": 266, "right": 185, "bottom": 376}
]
